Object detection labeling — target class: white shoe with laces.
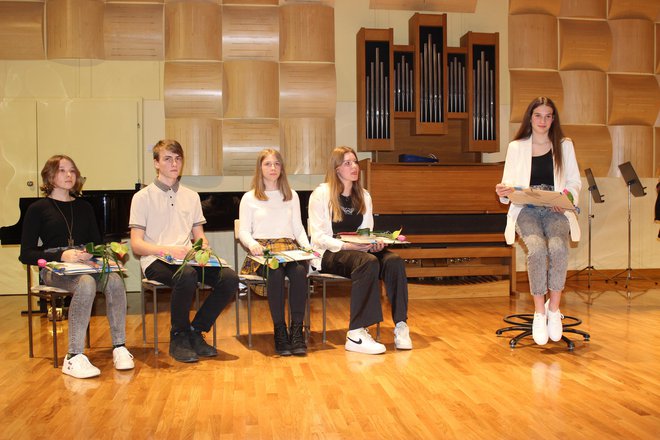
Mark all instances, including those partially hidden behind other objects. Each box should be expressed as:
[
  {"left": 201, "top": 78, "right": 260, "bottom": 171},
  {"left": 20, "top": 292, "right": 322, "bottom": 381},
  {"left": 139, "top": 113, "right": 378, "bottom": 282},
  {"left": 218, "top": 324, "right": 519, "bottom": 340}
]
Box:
[
  {"left": 61, "top": 353, "right": 101, "bottom": 379},
  {"left": 532, "top": 312, "right": 548, "bottom": 345},
  {"left": 345, "top": 327, "right": 386, "bottom": 354},
  {"left": 394, "top": 321, "right": 413, "bottom": 350},
  {"left": 545, "top": 300, "right": 564, "bottom": 342},
  {"left": 112, "top": 346, "right": 135, "bottom": 370}
]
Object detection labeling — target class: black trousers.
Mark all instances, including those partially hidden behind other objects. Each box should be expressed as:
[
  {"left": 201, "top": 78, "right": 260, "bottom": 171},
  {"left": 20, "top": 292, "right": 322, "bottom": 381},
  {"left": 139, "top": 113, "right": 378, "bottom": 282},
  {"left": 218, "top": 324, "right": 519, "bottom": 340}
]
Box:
[
  {"left": 321, "top": 249, "right": 408, "bottom": 330},
  {"left": 257, "top": 261, "right": 309, "bottom": 325},
  {"left": 145, "top": 259, "right": 239, "bottom": 336}
]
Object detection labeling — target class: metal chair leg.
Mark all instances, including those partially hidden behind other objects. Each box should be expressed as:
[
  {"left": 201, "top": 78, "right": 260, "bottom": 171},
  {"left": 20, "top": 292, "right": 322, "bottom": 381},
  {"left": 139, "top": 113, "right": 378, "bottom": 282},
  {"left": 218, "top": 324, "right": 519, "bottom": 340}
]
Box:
[
  {"left": 50, "top": 295, "right": 58, "bottom": 368},
  {"left": 153, "top": 288, "right": 159, "bottom": 354},
  {"left": 247, "top": 282, "right": 253, "bottom": 348},
  {"left": 141, "top": 285, "right": 147, "bottom": 344},
  {"left": 322, "top": 280, "right": 327, "bottom": 344}
]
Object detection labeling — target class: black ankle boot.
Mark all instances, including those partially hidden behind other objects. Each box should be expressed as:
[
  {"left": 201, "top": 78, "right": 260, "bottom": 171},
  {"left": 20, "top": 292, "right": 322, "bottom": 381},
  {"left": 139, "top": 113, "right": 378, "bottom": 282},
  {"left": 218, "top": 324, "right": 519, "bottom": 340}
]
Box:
[
  {"left": 289, "top": 322, "right": 307, "bottom": 356},
  {"left": 274, "top": 323, "right": 292, "bottom": 356}
]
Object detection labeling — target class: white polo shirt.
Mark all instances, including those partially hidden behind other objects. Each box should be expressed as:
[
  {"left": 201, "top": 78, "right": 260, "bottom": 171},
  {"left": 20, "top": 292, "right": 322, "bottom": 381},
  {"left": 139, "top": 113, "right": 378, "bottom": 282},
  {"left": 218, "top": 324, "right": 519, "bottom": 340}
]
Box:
[{"left": 129, "top": 178, "right": 206, "bottom": 272}]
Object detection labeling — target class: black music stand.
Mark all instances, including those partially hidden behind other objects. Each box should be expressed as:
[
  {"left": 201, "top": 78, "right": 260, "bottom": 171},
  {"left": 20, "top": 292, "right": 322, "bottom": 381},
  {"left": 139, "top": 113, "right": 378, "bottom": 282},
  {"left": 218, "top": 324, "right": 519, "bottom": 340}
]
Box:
[
  {"left": 567, "top": 168, "right": 607, "bottom": 289},
  {"left": 606, "top": 162, "right": 658, "bottom": 292}
]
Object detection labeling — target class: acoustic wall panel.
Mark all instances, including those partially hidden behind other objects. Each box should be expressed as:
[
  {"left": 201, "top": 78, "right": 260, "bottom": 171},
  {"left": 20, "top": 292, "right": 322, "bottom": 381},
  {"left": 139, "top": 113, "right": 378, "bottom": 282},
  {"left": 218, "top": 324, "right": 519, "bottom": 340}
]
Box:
[
  {"left": 165, "top": 118, "right": 222, "bottom": 176},
  {"left": 559, "top": 70, "right": 607, "bottom": 125},
  {"left": 280, "top": 3, "right": 334, "bottom": 62},
  {"left": 559, "top": 0, "right": 606, "bottom": 19},
  {"left": 509, "top": 14, "right": 558, "bottom": 69},
  {"left": 558, "top": 19, "right": 611, "bottom": 71},
  {"left": 47, "top": 0, "right": 105, "bottom": 59},
  {"left": 609, "top": 19, "right": 654, "bottom": 73},
  {"left": 223, "top": 60, "right": 279, "bottom": 119},
  {"left": 223, "top": 0, "right": 278, "bottom": 5},
  {"left": 164, "top": 61, "right": 223, "bottom": 119},
  {"left": 608, "top": 125, "right": 653, "bottom": 177},
  {"left": 607, "top": 0, "right": 660, "bottom": 20},
  {"left": 222, "top": 5, "right": 279, "bottom": 61},
  {"left": 0, "top": 2, "right": 45, "bottom": 60},
  {"left": 222, "top": 119, "right": 280, "bottom": 176},
  {"left": 280, "top": 63, "right": 336, "bottom": 118},
  {"left": 608, "top": 74, "right": 660, "bottom": 125},
  {"left": 165, "top": 1, "right": 222, "bottom": 61},
  {"left": 280, "top": 117, "right": 335, "bottom": 174},
  {"left": 369, "top": 0, "right": 477, "bottom": 13},
  {"left": 509, "top": 71, "right": 563, "bottom": 123},
  {"left": 562, "top": 125, "right": 612, "bottom": 177},
  {"left": 509, "top": 0, "right": 561, "bottom": 16},
  {"left": 104, "top": 4, "right": 164, "bottom": 60}
]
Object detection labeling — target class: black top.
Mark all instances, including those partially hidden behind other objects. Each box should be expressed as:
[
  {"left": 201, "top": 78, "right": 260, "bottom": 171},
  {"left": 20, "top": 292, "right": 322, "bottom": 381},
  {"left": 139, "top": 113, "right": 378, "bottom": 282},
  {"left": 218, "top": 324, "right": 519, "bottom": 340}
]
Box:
[
  {"left": 331, "top": 195, "right": 363, "bottom": 235},
  {"left": 19, "top": 197, "right": 102, "bottom": 265},
  {"left": 530, "top": 150, "right": 554, "bottom": 188}
]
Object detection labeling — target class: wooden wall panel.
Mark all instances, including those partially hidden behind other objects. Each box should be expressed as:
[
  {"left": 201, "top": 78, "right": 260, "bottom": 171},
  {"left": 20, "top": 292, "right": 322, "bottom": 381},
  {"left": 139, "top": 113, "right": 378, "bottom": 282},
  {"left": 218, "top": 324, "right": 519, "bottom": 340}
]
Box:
[
  {"left": 223, "top": 0, "right": 278, "bottom": 5},
  {"left": 608, "top": 125, "right": 653, "bottom": 177},
  {"left": 222, "top": 6, "right": 278, "bottom": 61},
  {"left": 509, "top": 0, "right": 561, "bottom": 16},
  {"left": 609, "top": 19, "right": 654, "bottom": 73},
  {"left": 509, "top": 71, "right": 563, "bottom": 123},
  {"left": 165, "top": 118, "right": 222, "bottom": 176},
  {"left": 223, "top": 60, "right": 279, "bottom": 118},
  {"left": 221, "top": 120, "right": 280, "bottom": 176},
  {"left": 369, "top": 0, "right": 477, "bottom": 12},
  {"left": 280, "top": 63, "right": 336, "bottom": 118},
  {"left": 655, "top": 127, "right": 659, "bottom": 178},
  {"left": 559, "top": 71, "right": 607, "bottom": 124},
  {"left": 562, "top": 125, "right": 612, "bottom": 177},
  {"left": 280, "top": 3, "right": 334, "bottom": 62},
  {"left": 47, "top": 0, "right": 104, "bottom": 59},
  {"left": 280, "top": 117, "right": 335, "bottom": 174},
  {"left": 165, "top": 1, "right": 221, "bottom": 61},
  {"left": 104, "top": 4, "right": 164, "bottom": 60},
  {"left": 0, "top": 2, "right": 45, "bottom": 60},
  {"left": 558, "top": 19, "right": 611, "bottom": 71},
  {"left": 508, "top": 14, "right": 558, "bottom": 69},
  {"left": 608, "top": 74, "right": 660, "bottom": 125},
  {"left": 164, "top": 61, "right": 223, "bottom": 118},
  {"left": 559, "top": 0, "right": 606, "bottom": 19},
  {"left": 656, "top": 24, "right": 660, "bottom": 74},
  {"left": 607, "top": 0, "right": 660, "bottom": 20}
]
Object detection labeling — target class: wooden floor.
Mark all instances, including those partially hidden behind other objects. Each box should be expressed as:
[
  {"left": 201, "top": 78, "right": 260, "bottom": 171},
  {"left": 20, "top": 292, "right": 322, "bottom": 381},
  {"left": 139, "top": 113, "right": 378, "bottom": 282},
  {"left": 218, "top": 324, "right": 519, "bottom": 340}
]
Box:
[{"left": 1, "top": 275, "right": 659, "bottom": 439}]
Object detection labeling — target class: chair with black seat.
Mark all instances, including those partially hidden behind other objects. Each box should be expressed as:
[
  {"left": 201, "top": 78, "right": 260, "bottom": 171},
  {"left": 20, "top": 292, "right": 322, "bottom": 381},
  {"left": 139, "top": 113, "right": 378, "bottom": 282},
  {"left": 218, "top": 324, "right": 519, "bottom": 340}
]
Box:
[
  {"left": 26, "top": 264, "right": 90, "bottom": 368},
  {"left": 496, "top": 313, "right": 590, "bottom": 350},
  {"left": 140, "top": 275, "right": 217, "bottom": 354}
]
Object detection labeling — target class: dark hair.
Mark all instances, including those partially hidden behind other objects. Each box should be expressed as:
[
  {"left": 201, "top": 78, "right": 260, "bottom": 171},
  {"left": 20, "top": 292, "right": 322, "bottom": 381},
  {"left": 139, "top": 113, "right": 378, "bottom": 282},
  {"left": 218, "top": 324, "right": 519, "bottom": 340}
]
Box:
[
  {"left": 514, "top": 97, "right": 566, "bottom": 176},
  {"left": 40, "top": 155, "right": 84, "bottom": 196},
  {"left": 152, "top": 139, "right": 184, "bottom": 162},
  {"left": 325, "top": 146, "right": 366, "bottom": 222},
  {"left": 251, "top": 149, "right": 292, "bottom": 202}
]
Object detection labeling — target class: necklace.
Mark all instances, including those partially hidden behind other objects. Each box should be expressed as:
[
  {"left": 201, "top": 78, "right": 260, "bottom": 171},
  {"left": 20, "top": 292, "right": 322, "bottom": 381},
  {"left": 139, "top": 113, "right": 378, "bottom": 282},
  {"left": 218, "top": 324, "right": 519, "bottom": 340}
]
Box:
[{"left": 50, "top": 198, "right": 75, "bottom": 247}]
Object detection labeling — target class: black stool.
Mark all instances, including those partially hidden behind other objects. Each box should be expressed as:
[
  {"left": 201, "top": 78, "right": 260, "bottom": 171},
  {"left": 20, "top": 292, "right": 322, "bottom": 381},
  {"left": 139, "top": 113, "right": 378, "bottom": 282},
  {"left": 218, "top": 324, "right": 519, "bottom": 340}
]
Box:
[{"left": 496, "top": 313, "right": 590, "bottom": 351}]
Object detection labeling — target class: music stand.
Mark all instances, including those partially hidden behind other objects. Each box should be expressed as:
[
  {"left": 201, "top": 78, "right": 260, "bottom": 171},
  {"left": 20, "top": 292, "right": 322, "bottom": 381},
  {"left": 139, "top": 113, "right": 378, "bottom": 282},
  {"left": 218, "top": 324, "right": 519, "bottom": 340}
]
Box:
[
  {"left": 606, "top": 162, "right": 658, "bottom": 292},
  {"left": 567, "top": 168, "right": 606, "bottom": 289}
]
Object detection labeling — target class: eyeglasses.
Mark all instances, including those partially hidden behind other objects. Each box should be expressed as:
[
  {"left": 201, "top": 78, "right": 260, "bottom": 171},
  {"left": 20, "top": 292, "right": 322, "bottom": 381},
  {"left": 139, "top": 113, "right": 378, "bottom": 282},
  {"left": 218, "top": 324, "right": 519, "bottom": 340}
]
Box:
[{"left": 532, "top": 113, "right": 554, "bottom": 122}]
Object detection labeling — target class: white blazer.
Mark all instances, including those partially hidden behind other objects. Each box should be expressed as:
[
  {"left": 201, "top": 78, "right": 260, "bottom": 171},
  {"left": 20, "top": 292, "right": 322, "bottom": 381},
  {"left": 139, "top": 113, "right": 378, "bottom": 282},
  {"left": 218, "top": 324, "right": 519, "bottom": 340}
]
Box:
[{"left": 499, "top": 137, "right": 582, "bottom": 244}]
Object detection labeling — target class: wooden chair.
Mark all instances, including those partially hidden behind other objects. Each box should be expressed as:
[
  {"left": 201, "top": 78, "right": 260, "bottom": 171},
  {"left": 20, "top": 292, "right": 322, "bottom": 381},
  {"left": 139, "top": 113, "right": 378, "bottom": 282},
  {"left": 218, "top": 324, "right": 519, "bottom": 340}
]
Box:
[
  {"left": 140, "top": 275, "right": 217, "bottom": 354},
  {"left": 26, "top": 264, "right": 90, "bottom": 368}
]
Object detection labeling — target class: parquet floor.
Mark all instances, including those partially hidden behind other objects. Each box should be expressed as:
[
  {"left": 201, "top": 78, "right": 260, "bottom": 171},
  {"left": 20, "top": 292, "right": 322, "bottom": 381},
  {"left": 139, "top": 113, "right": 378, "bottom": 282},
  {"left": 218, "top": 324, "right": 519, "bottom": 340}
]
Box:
[{"left": 0, "top": 274, "right": 659, "bottom": 439}]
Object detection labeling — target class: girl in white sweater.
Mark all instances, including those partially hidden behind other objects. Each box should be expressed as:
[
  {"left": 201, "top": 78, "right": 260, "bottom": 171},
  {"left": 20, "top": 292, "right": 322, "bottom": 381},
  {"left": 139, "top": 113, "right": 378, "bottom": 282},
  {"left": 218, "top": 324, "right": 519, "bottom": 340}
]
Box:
[
  {"left": 496, "top": 97, "right": 581, "bottom": 346},
  {"left": 239, "top": 149, "right": 311, "bottom": 356}
]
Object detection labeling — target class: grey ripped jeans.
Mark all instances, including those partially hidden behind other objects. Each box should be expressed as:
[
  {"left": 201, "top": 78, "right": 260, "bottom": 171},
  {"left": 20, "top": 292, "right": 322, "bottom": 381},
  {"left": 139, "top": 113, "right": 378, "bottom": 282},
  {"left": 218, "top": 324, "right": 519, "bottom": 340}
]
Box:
[
  {"left": 516, "top": 206, "right": 570, "bottom": 296},
  {"left": 42, "top": 270, "right": 127, "bottom": 354}
]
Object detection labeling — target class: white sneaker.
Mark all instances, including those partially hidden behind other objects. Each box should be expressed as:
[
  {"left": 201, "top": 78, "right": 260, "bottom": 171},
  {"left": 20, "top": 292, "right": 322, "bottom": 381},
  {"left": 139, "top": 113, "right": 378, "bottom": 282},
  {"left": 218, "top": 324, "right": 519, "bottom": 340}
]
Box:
[
  {"left": 61, "top": 354, "right": 101, "bottom": 379},
  {"left": 394, "top": 321, "right": 413, "bottom": 350},
  {"left": 345, "top": 328, "right": 386, "bottom": 354},
  {"left": 112, "top": 346, "right": 135, "bottom": 370},
  {"left": 547, "top": 308, "right": 564, "bottom": 342},
  {"left": 532, "top": 313, "right": 548, "bottom": 345}
]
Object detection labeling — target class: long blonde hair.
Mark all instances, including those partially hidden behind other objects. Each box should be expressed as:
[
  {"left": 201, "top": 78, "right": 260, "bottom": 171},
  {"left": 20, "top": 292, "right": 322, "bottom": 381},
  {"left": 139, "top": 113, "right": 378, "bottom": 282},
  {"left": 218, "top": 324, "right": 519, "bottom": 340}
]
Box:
[
  {"left": 325, "top": 146, "right": 366, "bottom": 222},
  {"left": 251, "top": 149, "right": 292, "bottom": 201}
]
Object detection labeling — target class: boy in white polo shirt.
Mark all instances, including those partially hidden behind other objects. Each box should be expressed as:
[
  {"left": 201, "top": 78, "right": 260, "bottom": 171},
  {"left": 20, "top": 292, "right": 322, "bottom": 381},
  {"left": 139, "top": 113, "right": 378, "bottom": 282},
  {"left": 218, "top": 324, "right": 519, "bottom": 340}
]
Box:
[{"left": 129, "top": 139, "right": 239, "bottom": 363}]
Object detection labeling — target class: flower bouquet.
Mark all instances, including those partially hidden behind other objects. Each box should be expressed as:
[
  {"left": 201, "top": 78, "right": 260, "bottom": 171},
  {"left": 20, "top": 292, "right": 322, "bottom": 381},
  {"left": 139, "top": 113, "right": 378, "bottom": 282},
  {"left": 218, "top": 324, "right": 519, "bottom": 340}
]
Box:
[{"left": 171, "top": 238, "right": 223, "bottom": 286}]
